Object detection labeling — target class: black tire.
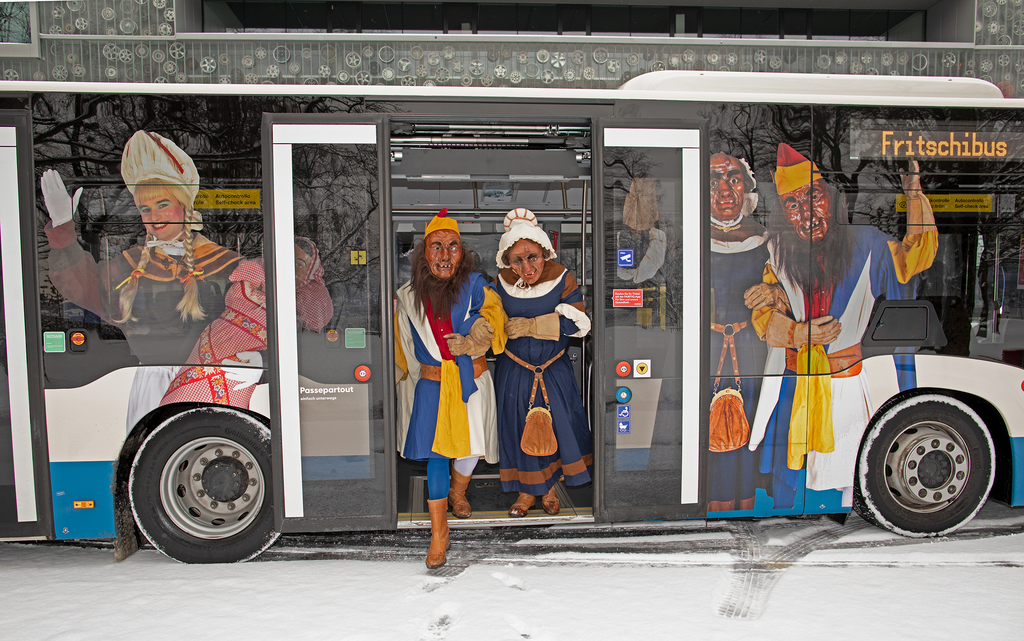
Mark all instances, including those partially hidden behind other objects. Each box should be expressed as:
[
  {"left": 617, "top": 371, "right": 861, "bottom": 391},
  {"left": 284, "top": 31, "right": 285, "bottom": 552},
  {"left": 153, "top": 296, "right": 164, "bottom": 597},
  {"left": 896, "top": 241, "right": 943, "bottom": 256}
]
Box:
[
  {"left": 854, "top": 394, "right": 994, "bottom": 537},
  {"left": 129, "top": 407, "right": 279, "bottom": 563}
]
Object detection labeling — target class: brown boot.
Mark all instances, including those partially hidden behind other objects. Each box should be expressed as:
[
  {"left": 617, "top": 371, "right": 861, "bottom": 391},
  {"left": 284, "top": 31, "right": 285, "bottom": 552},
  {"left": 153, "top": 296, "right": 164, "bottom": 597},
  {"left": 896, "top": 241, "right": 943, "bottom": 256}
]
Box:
[
  {"left": 426, "top": 498, "right": 450, "bottom": 569},
  {"left": 508, "top": 492, "right": 535, "bottom": 517},
  {"left": 448, "top": 469, "right": 473, "bottom": 518},
  {"left": 541, "top": 485, "right": 560, "bottom": 515}
]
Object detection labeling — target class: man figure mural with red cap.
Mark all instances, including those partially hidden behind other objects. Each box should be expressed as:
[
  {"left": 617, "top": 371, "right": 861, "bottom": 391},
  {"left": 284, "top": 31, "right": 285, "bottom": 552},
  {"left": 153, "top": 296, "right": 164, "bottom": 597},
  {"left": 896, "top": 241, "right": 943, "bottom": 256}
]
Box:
[
  {"left": 744, "top": 143, "right": 937, "bottom": 510},
  {"left": 394, "top": 209, "right": 507, "bottom": 568}
]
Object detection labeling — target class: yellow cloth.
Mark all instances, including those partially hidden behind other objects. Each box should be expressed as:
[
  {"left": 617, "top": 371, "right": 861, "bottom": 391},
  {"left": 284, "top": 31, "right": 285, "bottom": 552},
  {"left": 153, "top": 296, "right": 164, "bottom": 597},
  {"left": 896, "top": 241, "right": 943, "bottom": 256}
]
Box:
[
  {"left": 887, "top": 229, "right": 938, "bottom": 284},
  {"left": 751, "top": 263, "right": 780, "bottom": 341},
  {"left": 431, "top": 285, "right": 508, "bottom": 458},
  {"left": 481, "top": 286, "right": 508, "bottom": 355},
  {"left": 433, "top": 360, "right": 470, "bottom": 458},
  {"left": 788, "top": 345, "right": 834, "bottom": 470}
]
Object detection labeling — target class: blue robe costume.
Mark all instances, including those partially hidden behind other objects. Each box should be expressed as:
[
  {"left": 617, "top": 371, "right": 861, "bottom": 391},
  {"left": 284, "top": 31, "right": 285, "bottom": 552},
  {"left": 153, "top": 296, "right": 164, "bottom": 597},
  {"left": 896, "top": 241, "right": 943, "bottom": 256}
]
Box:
[{"left": 494, "top": 262, "right": 593, "bottom": 494}]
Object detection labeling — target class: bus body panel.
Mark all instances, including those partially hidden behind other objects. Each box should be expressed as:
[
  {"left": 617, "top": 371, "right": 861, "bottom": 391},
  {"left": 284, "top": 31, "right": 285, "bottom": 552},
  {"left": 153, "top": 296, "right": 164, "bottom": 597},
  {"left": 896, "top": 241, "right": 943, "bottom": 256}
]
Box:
[{"left": 2, "top": 82, "right": 1021, "bottom": 551}]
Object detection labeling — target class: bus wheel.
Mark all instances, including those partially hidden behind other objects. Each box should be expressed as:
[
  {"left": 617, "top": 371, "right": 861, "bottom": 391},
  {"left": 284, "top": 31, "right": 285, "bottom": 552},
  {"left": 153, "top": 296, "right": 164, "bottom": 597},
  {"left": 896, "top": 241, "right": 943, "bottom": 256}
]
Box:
[
  {"left": 129, "top": 407, "right": 279, "bottom": 563},
  {"left": 854, "top": 395, "right": 994, "bottom": 537}
]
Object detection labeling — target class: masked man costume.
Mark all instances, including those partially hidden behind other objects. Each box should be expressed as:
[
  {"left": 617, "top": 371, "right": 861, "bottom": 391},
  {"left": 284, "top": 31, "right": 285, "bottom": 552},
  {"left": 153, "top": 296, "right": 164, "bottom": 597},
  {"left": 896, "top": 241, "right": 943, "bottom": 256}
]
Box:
[
  {"left": 748, "top": 144, "right": 938, "bottom": 509},
  {"left": 394, "top": 209, "right": 507, "bottom": 567}
]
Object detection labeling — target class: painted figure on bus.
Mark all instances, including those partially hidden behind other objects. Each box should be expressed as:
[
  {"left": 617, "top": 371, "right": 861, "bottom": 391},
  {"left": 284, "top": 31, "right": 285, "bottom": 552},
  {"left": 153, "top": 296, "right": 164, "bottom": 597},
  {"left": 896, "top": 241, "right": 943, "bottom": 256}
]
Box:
[
  {"left": 159, "top": 238, "right": 333, "bottom": 408},
  {"left": 616, "top": 177, "right": 667, "bottom": 327},
  {"left": 706, "top": 153, "right": 770, "bottom": 513},
  {"left": 492, "top": 208, "right": 593, "bottom": 518},
  {"left": 745, "top": 143, "right": 938, "bottom": 510},
  {"left": 394, "top": 209, "right": 507, "bottom": 568},
  {"left": 40, "top": 130, "right": 242, "bottom": 429}
]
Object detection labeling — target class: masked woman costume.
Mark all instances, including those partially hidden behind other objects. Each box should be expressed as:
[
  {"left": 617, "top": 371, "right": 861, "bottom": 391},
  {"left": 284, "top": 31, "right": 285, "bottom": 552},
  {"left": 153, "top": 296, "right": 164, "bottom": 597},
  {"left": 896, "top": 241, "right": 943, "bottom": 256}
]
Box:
[{"left": 493, "top": 209, "right": 593, "bottom": 497}]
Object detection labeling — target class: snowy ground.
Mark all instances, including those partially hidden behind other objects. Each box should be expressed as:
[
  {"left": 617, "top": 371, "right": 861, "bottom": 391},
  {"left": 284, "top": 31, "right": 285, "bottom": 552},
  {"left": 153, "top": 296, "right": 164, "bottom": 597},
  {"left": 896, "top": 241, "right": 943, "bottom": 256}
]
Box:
[{"left": 3, "top": 502, "right": 1023, "bottom": 640}]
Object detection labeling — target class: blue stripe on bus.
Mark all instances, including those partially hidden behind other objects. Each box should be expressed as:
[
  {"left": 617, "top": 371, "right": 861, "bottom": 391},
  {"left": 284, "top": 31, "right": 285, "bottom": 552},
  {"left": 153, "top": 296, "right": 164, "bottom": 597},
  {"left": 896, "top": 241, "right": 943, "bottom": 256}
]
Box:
[
  {"left": 300, "top": 455, "right": 372, "bottom": 481},
  {"left": 49, "top": 461, "right": 116, "bottom": 540},
  {"left": 1011, "top": 436, "right": 1024, "bottom": 507}
]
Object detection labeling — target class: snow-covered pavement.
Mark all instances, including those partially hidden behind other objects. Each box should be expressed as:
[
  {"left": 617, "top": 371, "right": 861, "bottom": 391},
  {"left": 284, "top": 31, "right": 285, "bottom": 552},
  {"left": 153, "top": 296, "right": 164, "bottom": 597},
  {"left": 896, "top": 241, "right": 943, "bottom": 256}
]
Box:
[{"left": 3, "top": 502, "right": 1022, "bottom": 640}]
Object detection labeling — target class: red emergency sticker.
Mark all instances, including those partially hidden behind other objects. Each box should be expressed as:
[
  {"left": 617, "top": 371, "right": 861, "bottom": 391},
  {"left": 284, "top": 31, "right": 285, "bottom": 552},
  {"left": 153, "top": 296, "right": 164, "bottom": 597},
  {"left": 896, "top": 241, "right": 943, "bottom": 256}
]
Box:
[
  {"left": 612, "top": 289, "right": 643, "bottom": 308},
  {"left": 354, "top": 365, "right": 371, "bottom": 382}
]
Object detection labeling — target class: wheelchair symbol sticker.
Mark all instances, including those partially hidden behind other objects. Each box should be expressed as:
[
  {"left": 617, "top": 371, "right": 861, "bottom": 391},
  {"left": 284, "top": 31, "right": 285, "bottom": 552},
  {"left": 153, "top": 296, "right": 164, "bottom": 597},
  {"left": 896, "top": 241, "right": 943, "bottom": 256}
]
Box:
[{"left": 617, "top": 405, "right": 630, "bottom": 419}]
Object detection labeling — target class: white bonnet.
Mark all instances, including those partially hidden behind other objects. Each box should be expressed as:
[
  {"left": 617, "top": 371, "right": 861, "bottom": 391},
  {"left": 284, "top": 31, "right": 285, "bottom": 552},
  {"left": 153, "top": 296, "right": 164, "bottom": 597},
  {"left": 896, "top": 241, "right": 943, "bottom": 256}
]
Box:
[
  {"left": 121, "top": 131, "right": 200, "bottom": 202},
  {"left": 121, "top": 131, "right": 202, "bottom": 230},
  {"left": 496, "top": 208, "right": 557, "bottom": 269}
]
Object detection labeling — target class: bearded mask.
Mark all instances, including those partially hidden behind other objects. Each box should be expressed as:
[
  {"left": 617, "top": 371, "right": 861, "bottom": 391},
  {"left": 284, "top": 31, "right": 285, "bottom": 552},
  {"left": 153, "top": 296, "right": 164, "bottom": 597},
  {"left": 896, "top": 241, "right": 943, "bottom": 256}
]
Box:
[{"left": 425, "top": 229, "right": 463, "bottom": 280}]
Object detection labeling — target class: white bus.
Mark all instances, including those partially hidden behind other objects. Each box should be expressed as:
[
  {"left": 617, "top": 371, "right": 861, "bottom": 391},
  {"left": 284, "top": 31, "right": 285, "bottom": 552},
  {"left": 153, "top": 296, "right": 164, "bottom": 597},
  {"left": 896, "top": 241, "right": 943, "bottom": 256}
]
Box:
[{"left": 1, "top": 72, "right": 1022, "bottom": 562}]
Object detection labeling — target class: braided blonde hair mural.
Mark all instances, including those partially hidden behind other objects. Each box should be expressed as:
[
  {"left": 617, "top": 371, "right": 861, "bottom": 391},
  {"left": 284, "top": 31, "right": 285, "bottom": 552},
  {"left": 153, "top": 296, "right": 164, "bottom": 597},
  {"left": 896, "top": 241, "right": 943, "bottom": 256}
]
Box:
[{"left": 114, "top": 180, "right": 206, "bottom": 324}]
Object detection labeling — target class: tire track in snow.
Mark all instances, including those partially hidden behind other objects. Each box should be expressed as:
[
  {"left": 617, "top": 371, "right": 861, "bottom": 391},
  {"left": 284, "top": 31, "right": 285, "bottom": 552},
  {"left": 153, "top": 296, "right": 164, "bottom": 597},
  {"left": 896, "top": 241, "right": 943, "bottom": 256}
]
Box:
[{"left": 713, "top": 517, "right": 872, "bottom": 619}]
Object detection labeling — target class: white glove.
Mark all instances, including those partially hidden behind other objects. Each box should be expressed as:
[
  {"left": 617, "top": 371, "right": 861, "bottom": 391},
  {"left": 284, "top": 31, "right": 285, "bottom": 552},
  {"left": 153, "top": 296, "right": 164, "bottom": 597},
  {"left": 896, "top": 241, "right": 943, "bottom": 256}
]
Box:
[
  {"left": 40, "top": 169, "right": 82, "bottom": 228},
  {"left": 221, "top": 351, "right": 264, "bottom": 391}
]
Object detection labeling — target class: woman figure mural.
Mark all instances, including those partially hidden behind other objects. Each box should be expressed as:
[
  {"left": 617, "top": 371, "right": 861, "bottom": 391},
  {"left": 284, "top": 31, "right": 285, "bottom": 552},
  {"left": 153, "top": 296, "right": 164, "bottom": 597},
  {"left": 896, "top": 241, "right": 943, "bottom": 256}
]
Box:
[
  {"left": 493, "top": 208, "right": 593, "bottom": 517},
  {"left": 41, "top": 130, "right": 244, "bottom": 428}
]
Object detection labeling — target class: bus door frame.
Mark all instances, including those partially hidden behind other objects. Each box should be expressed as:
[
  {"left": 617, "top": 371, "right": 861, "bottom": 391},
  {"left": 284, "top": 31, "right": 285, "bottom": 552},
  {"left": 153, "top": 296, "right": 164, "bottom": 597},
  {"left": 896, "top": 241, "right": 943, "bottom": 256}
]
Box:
[
  {"left": 0, "top": 110, "right": 53, "bottom": 539},
  {"left": 263, "top": 114, "right": 397, "bottom": 534},
  {"left": 592, "top": 117, "right": 709, "bottom": 523}
]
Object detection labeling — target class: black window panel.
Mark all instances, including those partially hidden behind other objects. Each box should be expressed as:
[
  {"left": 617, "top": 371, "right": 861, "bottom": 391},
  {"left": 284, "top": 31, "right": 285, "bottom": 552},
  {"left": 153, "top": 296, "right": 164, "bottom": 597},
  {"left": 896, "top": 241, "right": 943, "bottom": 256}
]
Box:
[
  {"left": 703, "top": 7, "right": 742, "bottom": 38},
  {"left": 204, "top": 2, "right": 245, "bottom": 32},
  {"left": 850, "top": 10, "right": 887, "bottom": 40},
  {"left": 782, "top": 8, "right": 808, "bottom": 39},
  {"left": 888, "top": 10, "right": 925, "bottom": 41},
  {"left": 812, "top": 9, "right": 850, "bottom": 39},
  {"left": 362, "top": 3, "right": 403, "bottom": 31},
  {"left": 329, "top": 1, "right": 359, "bottom": 32},
  {"left": 558, "top": 4, "right": 588, "bottom": 34},
  {"left": 287, "top": 1, "right": 327, "bottom": 31},
  {"left": 630, "top": 6, "right": 669, "bottom": 35},
  {"left": 478, "top": 4, "right": 516, "bottom": 31},
  {"left": 741, "top": 8, "right": 778, "bottom": 38},
  {"left": 672, "top": 7, "right": 698, "bottom": 36},
  {"left": 446, "top": 3, "right": 476, "bottom": 32},
  {"left": 591, "top": 6, "right": 629, "bottom": 35},
  {"left": 516, "top": 4, "right": 556, "bottom": 33},
  {"left": 403, "top": 3, "right": 442, "bottom": 32},
  {"left": 243, "top": 1, "right": 287, "bottom": 31}
]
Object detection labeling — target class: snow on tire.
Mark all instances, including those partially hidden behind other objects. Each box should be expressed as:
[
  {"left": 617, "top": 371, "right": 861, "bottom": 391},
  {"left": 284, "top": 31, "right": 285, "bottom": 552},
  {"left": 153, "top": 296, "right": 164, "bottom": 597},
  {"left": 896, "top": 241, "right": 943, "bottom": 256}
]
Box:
[
  {"left": 854, "top": 394, "right": 994, "bottom": 537},
  {"left": 130, "top": 407, "right": 279, "bottom": 563}
]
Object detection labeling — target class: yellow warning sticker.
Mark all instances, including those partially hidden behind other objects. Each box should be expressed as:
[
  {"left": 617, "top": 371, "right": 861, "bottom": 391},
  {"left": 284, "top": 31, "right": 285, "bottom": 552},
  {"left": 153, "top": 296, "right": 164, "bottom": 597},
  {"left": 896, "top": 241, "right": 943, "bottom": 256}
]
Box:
[
  {"left": 194, "top": 189, "right": 261, "bottom": 209},
  {"left": 896, "top": 194, "right": 992, "bottom": 213}
]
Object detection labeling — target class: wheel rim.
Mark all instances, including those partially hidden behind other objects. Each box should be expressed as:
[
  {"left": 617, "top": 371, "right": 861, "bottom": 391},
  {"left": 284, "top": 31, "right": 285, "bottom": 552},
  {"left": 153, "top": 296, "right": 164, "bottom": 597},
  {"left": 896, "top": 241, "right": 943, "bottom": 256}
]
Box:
[
  {"left": 158, "top": 436, "right": 266, "bottom": 539},
  {"left": 884, "top": 421, "right": 971, "bottom": 513}
]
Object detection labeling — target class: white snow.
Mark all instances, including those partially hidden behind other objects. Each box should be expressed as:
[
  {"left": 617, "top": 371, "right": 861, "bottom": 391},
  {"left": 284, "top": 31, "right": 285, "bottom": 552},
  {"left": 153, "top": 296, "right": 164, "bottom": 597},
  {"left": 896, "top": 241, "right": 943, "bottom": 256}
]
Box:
[{"left": 2, "top": 506, "right": 1022, "bottom": 640}]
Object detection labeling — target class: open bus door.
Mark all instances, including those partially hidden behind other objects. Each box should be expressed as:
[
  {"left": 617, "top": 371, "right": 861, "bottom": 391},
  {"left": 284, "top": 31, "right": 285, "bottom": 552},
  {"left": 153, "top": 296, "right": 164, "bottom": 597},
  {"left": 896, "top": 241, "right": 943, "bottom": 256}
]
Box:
[
  {"left": 264, "top": 116, "right": 396, "bottom": 533},
  {"left": 592, "top": 120, "right": 708, "bottom": 522},
  {"left": 0, "top": 112, "right": 52, "bottom": 539}
]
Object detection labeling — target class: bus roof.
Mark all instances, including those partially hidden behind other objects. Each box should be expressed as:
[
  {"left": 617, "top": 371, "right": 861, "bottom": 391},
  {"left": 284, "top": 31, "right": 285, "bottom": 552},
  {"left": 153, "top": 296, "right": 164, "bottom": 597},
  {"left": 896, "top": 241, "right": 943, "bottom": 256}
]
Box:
[{"left": 620, "top": 70, "right": 1006, "bottom": 101}]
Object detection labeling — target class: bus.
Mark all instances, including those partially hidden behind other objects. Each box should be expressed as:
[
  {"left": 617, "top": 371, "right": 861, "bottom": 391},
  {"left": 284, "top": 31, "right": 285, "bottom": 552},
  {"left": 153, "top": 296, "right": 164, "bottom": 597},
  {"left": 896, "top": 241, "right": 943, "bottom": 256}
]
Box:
[{"left": 1, "top": 71, "right": 1023, "bottom": 563}]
